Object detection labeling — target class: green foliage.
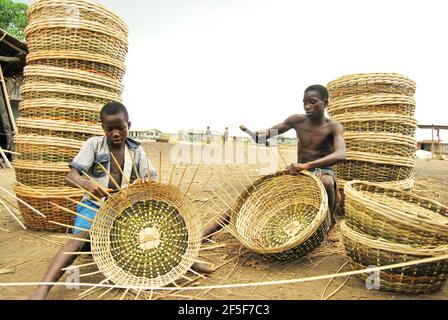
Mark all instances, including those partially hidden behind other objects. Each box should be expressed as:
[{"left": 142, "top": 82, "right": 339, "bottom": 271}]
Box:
[{"left": 0, "top": 0, "right": 28, "bottom": 40}]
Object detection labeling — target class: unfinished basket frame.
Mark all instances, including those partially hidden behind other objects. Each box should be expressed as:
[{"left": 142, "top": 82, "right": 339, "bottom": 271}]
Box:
[{"left": 90, "top": 182, "right": 202, "bottom": 289}]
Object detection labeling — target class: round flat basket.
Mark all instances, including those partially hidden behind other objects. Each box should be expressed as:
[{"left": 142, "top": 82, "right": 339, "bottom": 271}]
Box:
[
  {"left": 28, "top": 0, "right": 128, "bottom": 37},
  {"left": 328, "top": 94, "right": 416, "bottom": 117},
  {"left": 17, "top": 118, "right": 103, "bottom": 142},
  {"left": 341, "top": 221, "right": 448, "bottom": 294},
  {"left": 14, "top": 135, "right": 83, "bottom": 163},
  {"left": 344, "top": 181, "right": 448, "bottom": 246},
  {"left": 331, "top": 113, "right": 417, "bottom": 137},
  {"left": 327, "top": 74, "right": 416, "bottom": 99},
  {"left": 90, "top": 183, "right": 202, "bottom": 289},
  {"left": 334, "top": 160, "right": 414, "bottom": 183},
  {"left": 25, "top": 19, "right": 128, "bottom": 62},
  {"left": 19, "top": 99, "right": 102, "bottom": 124},
  {"left": 230, "top": 171, "right": 330, "bottom": 260},
  {"left": 27, "top": 51, "right": 126, "bottom": 81},
  {"left": 14, "top": 184, "right": 83, "bottom": 232}
]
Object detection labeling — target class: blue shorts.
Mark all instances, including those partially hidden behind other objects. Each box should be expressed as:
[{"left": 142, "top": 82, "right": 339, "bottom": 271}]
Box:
[{"left": 73, "top": 200, "right": 100, "bottom": 235}]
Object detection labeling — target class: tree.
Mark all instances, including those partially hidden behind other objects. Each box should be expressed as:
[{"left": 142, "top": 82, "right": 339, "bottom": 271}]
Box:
[{"left": 0, "top": 0, "right": 28, "bottom": 40}]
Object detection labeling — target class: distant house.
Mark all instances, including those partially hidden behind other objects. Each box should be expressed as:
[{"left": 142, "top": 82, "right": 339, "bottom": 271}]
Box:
[
  {"left": 418, "top": 140, "right": 448, "bottom": 155},
  {"left": 128, "top": 129, "right": 162, "bottom": 142},
  {"left": 0, "top": 28, "right": 27, "bottom": 155}
]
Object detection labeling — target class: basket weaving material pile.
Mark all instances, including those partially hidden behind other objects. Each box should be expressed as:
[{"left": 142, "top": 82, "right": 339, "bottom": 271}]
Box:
[
  {"left": 13, "top": 0, "right": 128, "bottom": 231},
  {"left": 342, "top": 181, "right": 448, "bottom": 294},
  {"left": 90, "top": 183, "right": 202, "bottom": 288},
  {"left": 327, "top": 74, "right": 418, "bottom": 193},
  {"left": 228, "top": 171, "right": 331, "bottom": 260}
]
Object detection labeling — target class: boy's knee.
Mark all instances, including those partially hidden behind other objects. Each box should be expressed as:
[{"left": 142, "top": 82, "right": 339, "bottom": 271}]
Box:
[{"left": 320, "top": 175, "right": 335, "bottom": 193}]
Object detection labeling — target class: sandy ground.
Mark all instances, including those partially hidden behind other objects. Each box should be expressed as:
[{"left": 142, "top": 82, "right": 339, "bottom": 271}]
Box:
[{"left": 1, "top": 142, "right": 448, "bottom": 300}]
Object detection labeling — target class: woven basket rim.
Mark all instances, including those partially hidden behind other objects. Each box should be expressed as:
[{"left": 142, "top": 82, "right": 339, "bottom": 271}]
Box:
[
  {"left": 14, "top": 183, "right": 83, "bottom": 198},
  {"left": 327, "top": 73, "right": 416, "bottom": 90},
  {"left": 345, "top": 180, "right": 448, "bottom": 231}
]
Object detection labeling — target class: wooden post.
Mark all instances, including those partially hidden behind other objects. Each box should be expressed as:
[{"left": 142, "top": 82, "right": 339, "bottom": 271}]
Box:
[
  {"left": 431, "top": 126, "right": 435, "bottom": 159},
  {"left": 437, "top": 129, "right": 442, "bottom": 157},
  {"left": 0, "top": 65, "right": 17, "bottom": 134}
]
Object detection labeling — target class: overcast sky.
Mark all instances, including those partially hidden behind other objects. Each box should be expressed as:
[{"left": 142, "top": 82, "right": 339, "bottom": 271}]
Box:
[{"left": 18, "top": 0, "right": 448, "bottom": 140}]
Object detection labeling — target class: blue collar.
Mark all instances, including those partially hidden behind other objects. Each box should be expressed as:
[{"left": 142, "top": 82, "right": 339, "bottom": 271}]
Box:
[{"left": 125, "top": 137, "right": 141, "bottom": 150}]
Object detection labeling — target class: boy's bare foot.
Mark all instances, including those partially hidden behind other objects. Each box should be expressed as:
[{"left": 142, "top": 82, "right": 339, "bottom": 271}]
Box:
[{"left": 191, "top": 262, "right": 216, "bottom": 274}]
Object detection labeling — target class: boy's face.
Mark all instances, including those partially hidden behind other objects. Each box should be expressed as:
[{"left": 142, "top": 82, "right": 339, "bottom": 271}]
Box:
[
  {"left": 303, "top": 90, "right": 327, "bottom": 119},
  {"left": 101, "top": 112, "right": 131, "bottom": 147}
]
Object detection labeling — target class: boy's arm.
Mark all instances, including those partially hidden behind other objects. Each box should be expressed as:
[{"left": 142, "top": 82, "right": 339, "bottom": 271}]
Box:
[
  {"left": 67, "top": 137, "right": 112, "bottom": 198},
  {"left": 289, "top": 122, "right": 346, "bottom": 173},
  {"left": 241, "top": 114, "right": 302, "bottom": 142}
]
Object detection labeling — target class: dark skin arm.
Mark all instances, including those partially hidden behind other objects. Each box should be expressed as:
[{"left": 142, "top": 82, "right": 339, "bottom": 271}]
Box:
[
  {"left": 240, "top": 114, "right": 301, "bottom": 142},
  {"left": 288, "top": 122, "right": 346, "bottom": 174},
  {"left": 66, "top": 167, "right": 112, "bottom": 198}
]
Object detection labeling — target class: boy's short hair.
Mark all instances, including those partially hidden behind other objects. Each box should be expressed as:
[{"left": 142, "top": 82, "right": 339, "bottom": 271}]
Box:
[
  {"left": 100, "top": 102, "right": 129, "bottom": 122},
  {"left": 305, "top": 85, "right": 329, "bottom": 101}
]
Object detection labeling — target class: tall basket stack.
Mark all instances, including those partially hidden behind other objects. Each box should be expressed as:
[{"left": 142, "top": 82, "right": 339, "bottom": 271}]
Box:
[
  {"left": 327, "top": 73, "right": 418, "bottom": 212},
  {"left": 14, "top": 0, "right": 128, "bottom": 232}
]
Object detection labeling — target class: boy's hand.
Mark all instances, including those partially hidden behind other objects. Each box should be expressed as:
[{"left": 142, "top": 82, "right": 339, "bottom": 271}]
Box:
[
  {"left": 85, "top": 181, "right": 113, "bottom": 198},
  {"left": 287, "top": 163, "right": 310, "bottom": 175}
]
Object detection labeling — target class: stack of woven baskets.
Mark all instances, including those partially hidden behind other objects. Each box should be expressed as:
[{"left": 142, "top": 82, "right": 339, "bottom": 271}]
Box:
[
  {"left": 341, "top": 181, "right": 448, "bottom": 294},
  {"left": 327, "top": 73, "right": 418, "bottom": 193},
  {"left": 14, "top": 0, "right": 128, "bottom": 232}
]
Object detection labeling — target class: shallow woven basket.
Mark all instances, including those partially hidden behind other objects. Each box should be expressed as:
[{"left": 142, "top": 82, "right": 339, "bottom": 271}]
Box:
[
  {"left": 327, "top": 74, "right": 416, "bottom": 99},
  {"left": 24, "top": 65, "right": 124, "bottom": 95},
  {"left": 17, "top": 118, "right": 103, "bottom": 142},
  {"left": 15, "top": 135, "right": 83, "bottom": 163},
  {"left": 14, "top": 160, "right": 70, "bottom": 187},
  {"left": 28, "top": 0, "right": 128, "bottom": 38},
  {"left": 344, "top": 181, "right": 448, "bottom": 246},
  {"left": 25, "top": 19, "right": 128, "bottom": 62},
  {"left": 328, "top": 94, "right": 416, "bottom": 117},
  {"left": 331, "top": 113, "right": 417, "bottom": 137},
  {"left": 14, "top": 184, "right": 83, "bottom": 232},
  {"left": 341, "top": 221, "right": 448, "bottom": 294},
  {"left": 19, "top": 99, "right": 102, "bottom": 123},
  {"left": 229, "top": 171, "right": 330, "bottom": 260},
  {"left": 27, "top": 51, "right": 126, "bottom": 81},
  {"left": 334, "top": 160, "right": 414, "bottom": 183},
  {"left": 90, "top": 182, "right": 202, "bottom": 288},
  {"left": 343, "top": 132, "right": 416, "bottom": 171}
]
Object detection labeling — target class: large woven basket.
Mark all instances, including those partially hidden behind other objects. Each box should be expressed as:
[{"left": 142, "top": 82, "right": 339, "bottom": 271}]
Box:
[
  {"left": 327, "top": 74, "right": 416, "bottom": 99},
  {"left": 17, "top": 118, "right": 103, "bottom": 142},
  {"left": 91, "top": 182, "right": 202, "bottom": 288},
  {"left": 14, "top": 184, "right": 83, "bottom": 232},
  {"left": 27, "top": 51, "right": 126, "bottom": 81},
  {"left": 331, "top": 113, "right": 417, "bottom": 137},
  {"left": 14, "top": 160, "right": 70, "bottom": 187},
  {"left": 25, "top": 19, "right": 128, "bottom": 61},
  {"left": 229, "top": 171, "right": 330, "bottom": 260},
  {"left": 15, "top": 135, "right": 83, "bottom": 163},
  {"left": 28, "top": 0, "right": 129, "bottom": 37},
  {"left": 344, "top": 181, "right": 448, "bottom": 246},
  {"left": 341, "top": 221, "right": 448, "bottom": 294},
  {"left": 19, "top": 99, "right": 102, "bottom": 123}
]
